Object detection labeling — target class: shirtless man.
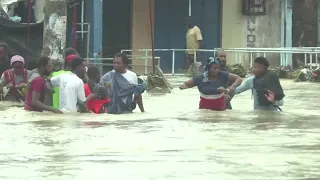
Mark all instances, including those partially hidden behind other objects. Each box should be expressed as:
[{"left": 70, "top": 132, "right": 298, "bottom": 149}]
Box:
[{"left": 216, "top": 49, "right": 233, "bottom": 109}]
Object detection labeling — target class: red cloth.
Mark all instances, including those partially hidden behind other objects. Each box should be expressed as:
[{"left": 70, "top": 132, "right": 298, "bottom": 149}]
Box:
[
  {"left": 84, "top": 84, "right": 110, "bottom": 114},
  {"left": 4, "top": 68, "right": 28, "bottom": 99},
  {"left": 65, "top": 54, "right": 79, "bottom": 62},
  {"left": 4, "top": 68, "right": 28, "bottom": 86},
  {"left": 199, "top": 96, "right": 226, "bottom": 111},
  {"left": 24, "top": 76, "right": 46, "bottom": 111}
]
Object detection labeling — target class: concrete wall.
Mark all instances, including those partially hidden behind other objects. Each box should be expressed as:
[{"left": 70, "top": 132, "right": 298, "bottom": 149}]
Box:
[
  {"left": 221, "top": 0, "right": 246, "bottom": 65},
  {"left": 131, "top": 0, "right": 153, "bottom": 74},
  {"left": 222, "top": 0, "right": 282, "bottom": 67},
  {"left": 248, "top": 0, "right": 282, "bottom": 66}
]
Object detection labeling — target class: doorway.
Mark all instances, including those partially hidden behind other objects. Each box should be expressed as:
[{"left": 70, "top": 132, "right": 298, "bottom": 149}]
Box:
[
  {"left": 102, "top": 0, "right": 132, "bottom": 72},
  {"left": 154, "top": 0, "right": 221, "bottom": 73}
]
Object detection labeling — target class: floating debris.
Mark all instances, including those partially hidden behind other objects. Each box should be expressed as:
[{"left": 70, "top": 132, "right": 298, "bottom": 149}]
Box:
[
  {"left": 140, "top": 66, "right": 173, "bottom": 93},
  {"left": 226, "top": 64, "right": 246, "bottom": 78}
]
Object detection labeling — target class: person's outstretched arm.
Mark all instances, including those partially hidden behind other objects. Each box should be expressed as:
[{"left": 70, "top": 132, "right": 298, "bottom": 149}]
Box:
[
  {"left": 234, "top": 76, "right": 254, "bottom": 95},
  {"left": 179, "top": 75, "right": 201, "bottom": 90}
]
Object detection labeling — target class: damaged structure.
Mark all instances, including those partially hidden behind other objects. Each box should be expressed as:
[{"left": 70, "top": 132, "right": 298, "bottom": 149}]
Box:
[
  {"left": 41, "top": 0, "right": 67, "bottom": 69},
  {"left": 0, "top": 0, "right": 44, "bottom": 68},
  {"left": 0, "top": 0, "right": 82, "bottom": 69}
]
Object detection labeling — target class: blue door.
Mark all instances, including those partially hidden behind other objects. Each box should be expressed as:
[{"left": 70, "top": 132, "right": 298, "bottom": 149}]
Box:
[
  {"left": 154, "top": 0, "right": 189, "bottom": 73},
  {"left": 192, "top": 0, "right": 221, "bottom": 62},
  {"left": 154, "top": 0, "right": 221, "bottom": 73}
]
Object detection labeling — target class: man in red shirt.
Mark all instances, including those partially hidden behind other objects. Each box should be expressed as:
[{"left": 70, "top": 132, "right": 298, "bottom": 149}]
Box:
[{"left": 24, "top": 57, "right": 62, "bottom": 113}]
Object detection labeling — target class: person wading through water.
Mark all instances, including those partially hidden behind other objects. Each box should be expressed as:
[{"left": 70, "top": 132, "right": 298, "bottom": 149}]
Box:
[
  {"left": 100, "top": 53, "right": 145, "bottom": 114},
  {"left": 179, "top": 57, "right": 242, "bottom": 111},
  {"left": 50, "top": 57, "right": 96, "bottom": 112},
  {"left": 234, "top": 57, "right": 284, "bottom": 111},
  {"left": 0, "top": 55, "right": 31, "bottom": 102},
  {"left": 24, "top": 57, "right": 62, "bottom": 113},
  {"left": 51, "top": 47, "right": 79, "bottom": 108},
  {"left": 216, "top": 48, "right": 233, "bottom": 109},
  {"left": 84, "top": 65, "right": 110, "bottom": 114}
]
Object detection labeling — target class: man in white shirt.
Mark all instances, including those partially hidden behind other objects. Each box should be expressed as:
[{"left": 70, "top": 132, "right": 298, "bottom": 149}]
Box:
[
  {"left": 100, "top": 53, "right": 145, "bottom": 114},
  {"left": 51, "top": 57, "right": 95, "bottom": 112},
  {"left": 115, "top": 68, "right": 138, "bottom": 104}
]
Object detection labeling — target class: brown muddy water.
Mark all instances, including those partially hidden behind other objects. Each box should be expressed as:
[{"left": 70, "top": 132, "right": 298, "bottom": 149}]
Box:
[{"left": 0, "top": 77, "right": 319, "bottom": 180}]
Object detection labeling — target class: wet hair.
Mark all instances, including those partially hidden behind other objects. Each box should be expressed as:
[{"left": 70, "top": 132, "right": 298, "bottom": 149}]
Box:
[
  {"left": 114, "top": 52, "right": 129, "bottom": 65},
  {"left": 205, "top": 57, "right": 220, "bottom": 71},
  {"left": 37, "top": 56, "right": 50, "bottom": 68},
  {"left": 70, "top": 57, "right": 85, "bottom": 71},
  {"left": 254, "top": 57, "right": 269, "bottom": 68},
  {"left": 87, "top": 65, "right": 100, "bottom": 79},
  {"left": 0, "top": 42, "right": 8, "bottom": 51},
  {"left": 64, "top": 47, "right": 78, "bottom": 58},
  {"left": 92, "top": 85, "right": 109, "bottom": 99}
]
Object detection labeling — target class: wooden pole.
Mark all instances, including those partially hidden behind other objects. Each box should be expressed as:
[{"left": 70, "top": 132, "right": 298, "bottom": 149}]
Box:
[{"left": 148, "top": 0, "right": 155, "bottom": 74}]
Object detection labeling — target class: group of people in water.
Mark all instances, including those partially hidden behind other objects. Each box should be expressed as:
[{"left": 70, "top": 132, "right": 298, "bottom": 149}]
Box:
[
  {"left": 180, "top": 49, "right": 285, "bottom": 111},
  {"left": 0, "top": 42, "right": 284, "bottom": 114},
  {"left": 0, "top": 43, "right": 145, "bottom": 114}
]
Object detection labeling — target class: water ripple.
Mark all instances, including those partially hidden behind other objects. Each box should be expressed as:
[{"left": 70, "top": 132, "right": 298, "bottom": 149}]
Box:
[{"left": 0, "top": 80, "right": 319, "bottom": 179}]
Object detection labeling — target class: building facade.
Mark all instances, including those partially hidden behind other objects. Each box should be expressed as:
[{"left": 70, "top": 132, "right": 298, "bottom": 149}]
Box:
[{"left": 85, "top": 0, "right": 318, "bottom": 74}]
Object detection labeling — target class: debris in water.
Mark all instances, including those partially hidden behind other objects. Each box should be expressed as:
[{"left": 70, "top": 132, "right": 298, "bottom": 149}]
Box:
[
  {"left": 141, "top": 66, "right": 172, "bottom": 93},
  {"left": 226, "top": 64, "right": 246, "bottom": 78}
]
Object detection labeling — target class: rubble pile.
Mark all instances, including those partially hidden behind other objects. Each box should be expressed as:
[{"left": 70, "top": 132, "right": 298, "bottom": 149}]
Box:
[
  {"left": 268, "top": 65, "right": 320, "bottom": 82},
  {"left": 268, "top": 66, "right": 298, "bottom": 79},
  {"left": 140, "top": 66, "right": 173, "bottom": 93},
  {"left": 226, "top": 64, "right": 246, "bottom": 78},
  {"left": 185, "top": 62, "right": 203, "bottom": 77},
  {"left": 293, "top": 66, "right": 320, "bottom": 82}
]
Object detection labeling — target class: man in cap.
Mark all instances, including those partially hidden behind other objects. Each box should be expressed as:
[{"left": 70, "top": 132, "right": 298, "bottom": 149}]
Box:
[
  {"left": 51, "top": 47, "right": 79, "bottom": 108},
  {"left": 0, "top": 55, "right": 31, "bottom": 101}
]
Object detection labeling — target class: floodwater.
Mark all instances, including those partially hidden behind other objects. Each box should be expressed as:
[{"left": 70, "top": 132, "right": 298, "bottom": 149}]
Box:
[{"left": 0, "top": 77, "right": 320, "bottom": 180}]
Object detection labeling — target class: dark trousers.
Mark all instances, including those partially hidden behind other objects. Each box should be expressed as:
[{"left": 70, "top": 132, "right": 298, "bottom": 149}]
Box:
[
  {"left": 185, "top": 54, "right": 201, "bottom": 70},
  {"left": 226, "top": 102, "right": 232, "bottom": 110}
]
